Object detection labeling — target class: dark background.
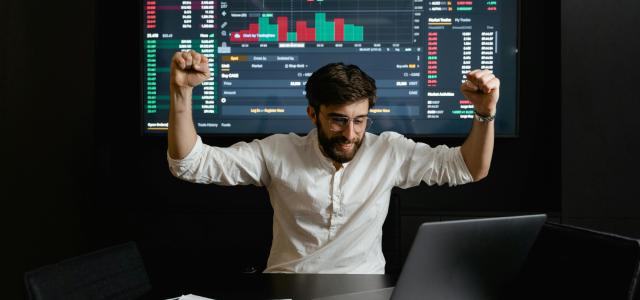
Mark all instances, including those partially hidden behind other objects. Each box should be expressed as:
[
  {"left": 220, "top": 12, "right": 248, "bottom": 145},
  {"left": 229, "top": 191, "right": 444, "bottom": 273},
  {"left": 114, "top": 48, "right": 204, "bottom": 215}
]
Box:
[{"left": 2, "top": 0, "right": 638, "bottom": 298}]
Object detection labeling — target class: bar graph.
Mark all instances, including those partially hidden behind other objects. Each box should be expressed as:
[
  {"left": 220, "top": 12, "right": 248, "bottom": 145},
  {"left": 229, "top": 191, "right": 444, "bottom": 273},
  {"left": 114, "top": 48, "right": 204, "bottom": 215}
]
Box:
[
  {"left": 223, "top": 0, "right": 416, "bottom": 44},
  {"left": 230, "top": 13, "right": 364, "bottom": 43}
]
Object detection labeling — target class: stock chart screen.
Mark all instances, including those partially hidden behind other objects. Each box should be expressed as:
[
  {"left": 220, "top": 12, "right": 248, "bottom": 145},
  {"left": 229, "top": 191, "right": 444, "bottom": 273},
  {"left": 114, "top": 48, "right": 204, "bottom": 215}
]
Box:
[{"left": 142, "top": 0, "right": 518, "bottom": 136}]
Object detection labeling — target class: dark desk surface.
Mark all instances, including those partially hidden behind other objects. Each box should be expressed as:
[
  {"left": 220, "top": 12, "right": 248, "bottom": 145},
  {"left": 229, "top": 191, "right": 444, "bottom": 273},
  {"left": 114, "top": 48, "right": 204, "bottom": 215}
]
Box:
[{"left": 150, "top": 273, "right": 396, "bottom": 300}]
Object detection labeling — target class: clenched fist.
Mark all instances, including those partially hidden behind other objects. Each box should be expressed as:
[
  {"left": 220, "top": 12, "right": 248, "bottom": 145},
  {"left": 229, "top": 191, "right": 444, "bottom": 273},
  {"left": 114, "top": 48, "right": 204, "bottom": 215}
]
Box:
[
  {"left": 170, "top": 50, "right": 211, "bottom": 89},
  {"left": 460, "top": 70, "right": 500, "bottom": 116}
]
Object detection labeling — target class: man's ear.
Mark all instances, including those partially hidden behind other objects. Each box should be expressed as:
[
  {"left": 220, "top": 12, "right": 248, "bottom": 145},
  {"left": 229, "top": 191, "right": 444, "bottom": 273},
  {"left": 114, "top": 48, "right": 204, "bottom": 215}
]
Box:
[{"left": 307, "top": 106, "right": 317, "bottom": 126}]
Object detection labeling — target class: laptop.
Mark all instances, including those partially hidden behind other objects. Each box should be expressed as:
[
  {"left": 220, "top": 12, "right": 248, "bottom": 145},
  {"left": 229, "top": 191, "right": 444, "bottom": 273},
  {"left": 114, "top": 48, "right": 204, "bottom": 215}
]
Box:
[{"left": 313, "top": 214, "right": 546, "bottom": 300}]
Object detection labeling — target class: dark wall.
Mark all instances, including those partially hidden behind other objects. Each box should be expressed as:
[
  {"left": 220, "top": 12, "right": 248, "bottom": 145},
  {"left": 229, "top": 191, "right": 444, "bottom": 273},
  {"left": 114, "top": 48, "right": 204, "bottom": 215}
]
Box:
[
  {"left": 0, "top": 0, "right": 572, "bottom": 298},
  {"left": 1, "top": 0, "right": 95, "bottom": 298},
  {"left": 561, "top": 0, "right": 640, "bottom": 237}
]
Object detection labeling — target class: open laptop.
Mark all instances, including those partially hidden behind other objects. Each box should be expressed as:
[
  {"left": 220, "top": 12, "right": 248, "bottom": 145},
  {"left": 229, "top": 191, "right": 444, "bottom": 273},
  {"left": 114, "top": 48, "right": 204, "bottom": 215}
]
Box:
[{"left": 313, "top": 214, "right": 546, "bottom": 300}]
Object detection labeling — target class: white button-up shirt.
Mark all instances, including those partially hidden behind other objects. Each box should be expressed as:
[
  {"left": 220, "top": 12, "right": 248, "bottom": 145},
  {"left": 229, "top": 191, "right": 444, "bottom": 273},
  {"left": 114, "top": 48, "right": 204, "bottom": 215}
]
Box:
[{"left": 167, "top": 129, "right": 473, "bottom": 274}]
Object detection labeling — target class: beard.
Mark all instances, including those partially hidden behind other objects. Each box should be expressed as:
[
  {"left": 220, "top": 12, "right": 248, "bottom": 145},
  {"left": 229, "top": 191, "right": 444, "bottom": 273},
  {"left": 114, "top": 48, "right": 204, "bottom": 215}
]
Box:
[{"left": 316, "top": 119, "right": 364, "bottom": 164}]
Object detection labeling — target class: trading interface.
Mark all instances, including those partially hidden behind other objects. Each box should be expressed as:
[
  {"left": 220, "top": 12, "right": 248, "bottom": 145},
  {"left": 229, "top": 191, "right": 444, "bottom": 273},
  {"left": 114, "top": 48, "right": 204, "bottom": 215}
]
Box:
[{"left": 142, "top": 0, "right": 518, "bottom": 136}]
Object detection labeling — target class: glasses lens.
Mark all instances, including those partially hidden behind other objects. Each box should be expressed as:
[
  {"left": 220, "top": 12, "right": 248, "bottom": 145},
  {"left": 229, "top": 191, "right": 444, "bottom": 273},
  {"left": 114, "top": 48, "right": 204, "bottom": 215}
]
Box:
[
  {"left": 353, "top": 118, "right": 367, "bottom": 131},
  {"left": 365, "top": 118, "right": 373, "bottom": 130},
  {"left": 329, "top": 117, "right": 347, "bottom": 131}
]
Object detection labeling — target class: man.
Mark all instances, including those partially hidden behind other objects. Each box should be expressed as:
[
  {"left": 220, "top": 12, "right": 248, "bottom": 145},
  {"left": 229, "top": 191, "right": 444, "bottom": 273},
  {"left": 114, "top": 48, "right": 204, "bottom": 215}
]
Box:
[{"left": 167, "top": 50, "right": 499, "bottom": 274}]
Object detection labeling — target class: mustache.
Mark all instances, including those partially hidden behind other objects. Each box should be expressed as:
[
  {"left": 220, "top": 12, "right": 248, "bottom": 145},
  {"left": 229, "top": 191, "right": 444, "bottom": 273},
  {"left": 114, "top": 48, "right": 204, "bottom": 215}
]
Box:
[{"left": 329, "top": 136, "right": 357, "bottom": 145}]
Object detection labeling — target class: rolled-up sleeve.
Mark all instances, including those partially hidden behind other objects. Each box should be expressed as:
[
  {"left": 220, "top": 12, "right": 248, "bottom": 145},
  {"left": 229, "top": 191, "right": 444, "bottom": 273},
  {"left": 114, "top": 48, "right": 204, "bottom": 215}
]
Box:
[
  {"left": 167, "top": 135, "right": 270, "bottom": 186},
  {"left": 391, "top": 134, "right": 473, "bottom": 188}
]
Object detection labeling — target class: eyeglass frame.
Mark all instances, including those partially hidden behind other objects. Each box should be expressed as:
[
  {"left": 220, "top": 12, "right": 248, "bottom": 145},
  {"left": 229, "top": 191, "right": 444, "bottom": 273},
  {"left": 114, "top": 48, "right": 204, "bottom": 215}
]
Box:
[{"left": 317, "top": 111, "right": 373, "bottom": 133}]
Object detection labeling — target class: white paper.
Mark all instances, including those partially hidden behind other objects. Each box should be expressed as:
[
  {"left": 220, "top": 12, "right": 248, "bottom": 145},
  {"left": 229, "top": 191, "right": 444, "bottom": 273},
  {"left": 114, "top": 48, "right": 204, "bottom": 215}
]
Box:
[
  {"left": 165, "top": 294, "right": 215, "bottom": 300},
  {"left": 167, "top": 293, "right": 291, "bottom": 300},
  {"left": 180, "top": 295, "right": 214, "bottom": 300}
]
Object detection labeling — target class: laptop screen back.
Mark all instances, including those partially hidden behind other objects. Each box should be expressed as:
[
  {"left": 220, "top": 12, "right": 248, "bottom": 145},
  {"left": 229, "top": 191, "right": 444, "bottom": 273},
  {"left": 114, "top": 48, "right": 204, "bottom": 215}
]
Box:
[{"left": 391, "top": 214, "right": 546, "bottom": 300}]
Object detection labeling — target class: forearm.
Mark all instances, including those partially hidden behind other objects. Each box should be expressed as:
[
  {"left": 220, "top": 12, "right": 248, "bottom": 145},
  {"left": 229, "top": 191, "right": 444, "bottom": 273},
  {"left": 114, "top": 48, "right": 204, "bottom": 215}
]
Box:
[
  {"left": 168, "top": 85, "right": 198, "bottom": 159},
  {"left": 460, "top": 118, "right": 495, "bottom": 181},
  {"left": 458, "top": 69, "right": 499, "bottom": 181}
]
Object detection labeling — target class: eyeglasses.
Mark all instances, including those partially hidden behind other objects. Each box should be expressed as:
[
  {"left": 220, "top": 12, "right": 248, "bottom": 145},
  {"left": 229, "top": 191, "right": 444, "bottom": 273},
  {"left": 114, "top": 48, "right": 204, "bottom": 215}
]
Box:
[{"left": 324, "top": 115, "right": 373, "bottom": 133}]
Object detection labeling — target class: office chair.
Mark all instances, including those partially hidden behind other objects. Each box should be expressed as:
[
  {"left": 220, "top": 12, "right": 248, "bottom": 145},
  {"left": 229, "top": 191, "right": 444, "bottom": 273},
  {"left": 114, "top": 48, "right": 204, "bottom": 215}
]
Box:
[
  {"left": 512, "top": 222, "right": 640, "bottom": 300},
  {"left": 24, "top": 241, "right": 151, "bottom": 300}
]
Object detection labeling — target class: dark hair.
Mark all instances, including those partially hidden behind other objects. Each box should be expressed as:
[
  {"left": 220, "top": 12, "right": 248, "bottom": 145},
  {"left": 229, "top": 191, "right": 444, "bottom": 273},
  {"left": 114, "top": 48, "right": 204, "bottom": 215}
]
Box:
[{"left": 305, "top": 63, "right": 376, "bottom": 112}]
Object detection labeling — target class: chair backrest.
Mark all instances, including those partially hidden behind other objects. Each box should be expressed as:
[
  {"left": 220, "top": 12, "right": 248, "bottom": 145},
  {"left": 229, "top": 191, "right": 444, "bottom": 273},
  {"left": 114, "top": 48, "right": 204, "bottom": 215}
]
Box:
[
  {"left": 24, "top": 241, "right": 151, "bottom": 300},
  {"left": 511, "top": 222, "right": 640, "bottom": 300}
]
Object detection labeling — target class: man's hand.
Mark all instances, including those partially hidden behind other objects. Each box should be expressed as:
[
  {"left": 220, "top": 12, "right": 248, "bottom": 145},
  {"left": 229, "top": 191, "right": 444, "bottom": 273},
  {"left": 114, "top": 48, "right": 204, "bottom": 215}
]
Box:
[
  {"left": 170, "top": 50, "right": 211, "bottom": 89},
  {"left": 460, "top": 70, "right": 500, "bottom": 116}
]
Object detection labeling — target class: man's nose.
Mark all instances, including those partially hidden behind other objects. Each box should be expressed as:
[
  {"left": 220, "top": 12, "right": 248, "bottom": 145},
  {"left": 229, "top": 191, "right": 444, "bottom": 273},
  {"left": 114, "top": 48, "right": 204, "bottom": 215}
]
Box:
[{"left": 342, "top": 121, "right": 357, "bottom": 142}]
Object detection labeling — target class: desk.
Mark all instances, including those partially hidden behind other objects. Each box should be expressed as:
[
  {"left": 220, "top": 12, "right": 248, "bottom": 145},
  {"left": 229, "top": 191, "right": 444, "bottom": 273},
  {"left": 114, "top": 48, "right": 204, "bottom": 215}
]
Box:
[{"left": 150, "top": 273, "right": 396, "bottom": 300}]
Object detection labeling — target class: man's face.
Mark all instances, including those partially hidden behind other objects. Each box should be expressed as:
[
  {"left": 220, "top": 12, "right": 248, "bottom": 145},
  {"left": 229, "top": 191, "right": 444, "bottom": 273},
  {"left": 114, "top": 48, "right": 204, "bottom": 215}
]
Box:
[{"left": 307, "top": 99, "right": 370, "bottom": 164}]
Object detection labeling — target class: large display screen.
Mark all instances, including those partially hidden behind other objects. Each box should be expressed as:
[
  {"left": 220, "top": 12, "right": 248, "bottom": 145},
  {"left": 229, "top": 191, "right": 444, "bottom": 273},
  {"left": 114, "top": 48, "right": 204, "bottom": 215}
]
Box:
[{"left": 142, "top": 0, "right": 518, "bottom": 136}]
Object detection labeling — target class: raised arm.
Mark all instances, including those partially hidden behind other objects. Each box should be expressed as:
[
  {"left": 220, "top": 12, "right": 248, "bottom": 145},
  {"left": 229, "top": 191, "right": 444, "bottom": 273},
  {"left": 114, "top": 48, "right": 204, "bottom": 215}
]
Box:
[
  {"left": 168, "top": 50, "right": 211, "bottom": 159},
  {"left": 459, "top": 69, "right": 500, "bottom": 181}
]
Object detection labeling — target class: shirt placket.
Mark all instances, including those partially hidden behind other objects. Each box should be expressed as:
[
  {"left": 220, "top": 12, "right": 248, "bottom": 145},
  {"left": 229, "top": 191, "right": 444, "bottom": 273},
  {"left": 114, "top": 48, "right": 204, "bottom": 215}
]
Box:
[{"left": 328, "top": 167, "right": 344, "bottom": 240}]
